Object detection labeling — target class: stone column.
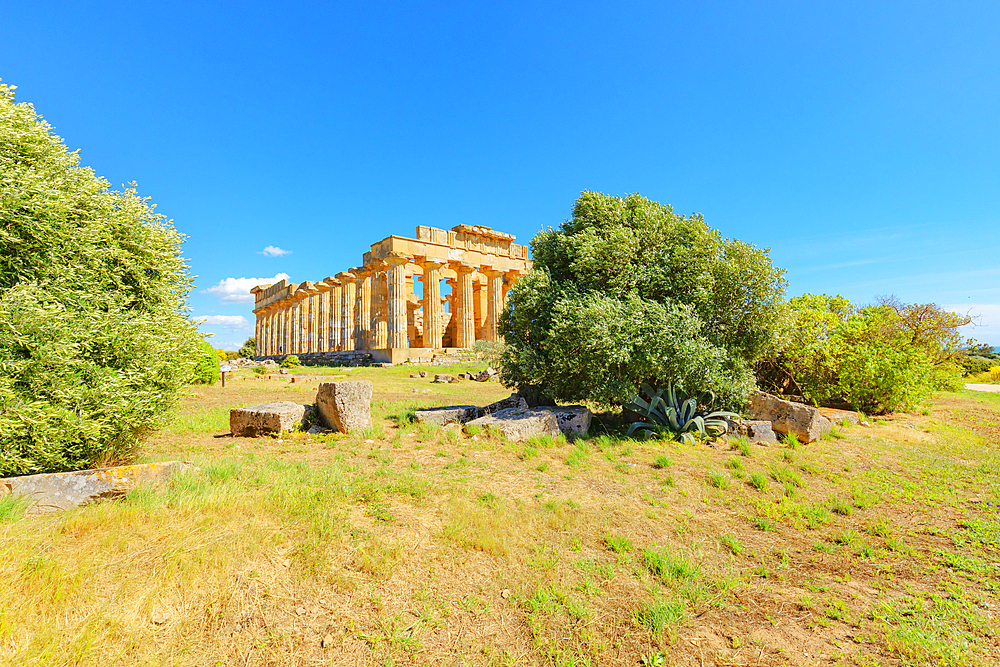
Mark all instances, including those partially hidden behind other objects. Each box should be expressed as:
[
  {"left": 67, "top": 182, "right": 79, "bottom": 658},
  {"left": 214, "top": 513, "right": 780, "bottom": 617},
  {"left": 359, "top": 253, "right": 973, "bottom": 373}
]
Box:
[
  {"left": 316, "top": 284, "right": 329, "bottom": 353},
  {"left": 337, "top": 272, "right": 356, "bottom": 351},
  {"left": 302, "top": 285, "right": 317, "bottom": 354},
  {"left": 326, "top": 278, "right": 341, "bottom": 352},
  {"left": 420, "top": 260, "right": 444, "bottom": 349},
  {"left": 452, "top": 262, "right": 476, "bottom": 348},
  {"left": 285, "top": 299, "right": 294, "bottom": 354},
  {"left": 262, "top": 309, "right": 270, "bottom": 356},
  {"left": 473, "top": 277, "right": 485, "bottom": 340},
  {"left": 281, "top": 302, "right": 289, "bottom": 355},
  {"left": 483, "top": 269, "right": 504, "bottom": 342},
  {"left": 259, "top": 309, "right": 266, "bottom": 356},
  {"left": 354, "top": 267, "right": 372, "bottom": 351},
  {"left": 255, "top": 313, "right": 261, "bottom": 356},
  {"left": 386, "top": 254, "right": 411, "bottom": 349},
  {"left": 304, "top": 293, "right": 314, "bottom": 354},
  {"left": 276, "top": 304, "right": 284, "bottom": 355},
  {"left": 267, "top": 305, "right": 278, "bottom": 356},
  {"left": 370, "top": 261, "right": 388, "bottom": 349},
  {"left": 288, "top": 299, "right": 298, "bottom": 354},
  {"left": 296, "top": 291, "right": 307, "bottom": 354}
]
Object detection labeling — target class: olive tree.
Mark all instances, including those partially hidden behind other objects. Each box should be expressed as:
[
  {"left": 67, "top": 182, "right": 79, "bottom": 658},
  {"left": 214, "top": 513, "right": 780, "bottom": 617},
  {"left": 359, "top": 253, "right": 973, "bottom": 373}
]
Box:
[
  {"left": 499, "top": 192, "right": 787, "bottom": 407},
  {"left": 0, "top": 82, "right": 202, "bottom": 475}
]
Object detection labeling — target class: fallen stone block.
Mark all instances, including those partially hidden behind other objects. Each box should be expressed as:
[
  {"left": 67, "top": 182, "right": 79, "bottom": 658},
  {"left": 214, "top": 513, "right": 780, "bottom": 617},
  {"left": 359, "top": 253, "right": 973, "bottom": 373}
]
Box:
[
  {"left": 465, "top": 408, "right": 561, "bottom": 442},
  {"left": 817, "top": 407, "right": 869, "bottom": 427},
  {"left": 473, "top": 367, "right": 498, "bottom": 382},
  {"left": 0, "top": 461, "right": 198, "bottom": 514},
  {"left": 231, "top": 401, "right": 307, "bottom": 436},
  {"left": 536, "top": 405, "right": 592, "bottom": 437},
  {"left": 315, "top": 381, "right": 373, "bottom": 434},
  {"left": 735, "top": 419, "right": 777, "bottom": 444},
  {"left": 414, "top": 406, "right": 480, "bottom": 426},
  {"left": 480, "top": 393, "right": 529, "bottom": 416},
  {"left": 418, "top": 370, "right": 428, "bottom": 378},
  {"left": 746, "top": 392, "right": 831, "bottom": 443}
]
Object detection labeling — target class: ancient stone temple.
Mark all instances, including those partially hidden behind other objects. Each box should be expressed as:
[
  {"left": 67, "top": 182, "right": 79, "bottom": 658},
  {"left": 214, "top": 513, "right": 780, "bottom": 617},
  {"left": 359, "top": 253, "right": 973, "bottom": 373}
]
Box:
[{"left": 251, "top": 224, "right": 532, "bottom": 364}]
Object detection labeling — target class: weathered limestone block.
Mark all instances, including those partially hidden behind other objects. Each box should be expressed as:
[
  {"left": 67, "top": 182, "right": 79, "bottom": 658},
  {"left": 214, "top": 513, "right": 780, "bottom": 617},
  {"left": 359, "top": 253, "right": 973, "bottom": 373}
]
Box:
[
  {"left": 747, "top": 392, "right": 831, "bottom": 443},
  {"left": 473, "top": 367, "right": 498, "bottom": 382},
  {"left": 480, "top": 393, "right": 528, "bottom": 416},
  {"left": 465, "top": 408, "right": 561, "bottom": 442},
  {"left": 536, "top": 405, "right": 592, "bottom": 437},
  {"left": 0, "top": 461, "right": 198, "bottom": 514},
  {"left": 231, "top": 401, "right": 307, "bottom": 436},
  {"left": 736, "top": 419, "right": 777, "bottom": 444},
  {"left": 414, "top": 406, "right": 480, "bottom": 426},
  {"left": 817, "top": 407, "right": 869, "bottom": 426},
  {"left": 316, "top": 381, "right": 373, "bottom": 433}
]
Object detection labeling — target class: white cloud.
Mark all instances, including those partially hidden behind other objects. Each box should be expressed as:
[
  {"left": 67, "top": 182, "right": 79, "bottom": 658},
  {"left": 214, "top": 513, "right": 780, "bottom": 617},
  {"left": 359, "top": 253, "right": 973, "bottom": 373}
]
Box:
[
  {"left": 260, "top": 246, "right": 292, "bottom": 257},
  {"left": 194, "top": 315, "right": 252, "bottom": 330},
  {"left": 942, "top": 304, "right": 1000, "bottom": 347},
  {"left": 202, "top": 273, "right": 290, "bottom": 304}
]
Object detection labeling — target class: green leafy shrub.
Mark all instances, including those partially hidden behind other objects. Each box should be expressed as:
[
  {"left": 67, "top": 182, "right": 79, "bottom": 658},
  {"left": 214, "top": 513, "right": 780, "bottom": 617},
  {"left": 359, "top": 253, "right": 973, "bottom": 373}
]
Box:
[
  {"left": 771, "top": 294, "right": 969, "bottom": 414},
  {"left": 237, "top": 336, "right": 256, "bottom": 359},
  {"left": 224, "top": 350, "right": 239, "bottom": 361},
  {"left": 0, "top": 82, "right": 200, "bottom": 475},
  {"left": 191, "top": 339, "right": 219, "bottom": 384},
  {"left": 281, "top": 354, "right": 301, "bottom": 369},
  {"left": 472, "top": 339, "right": 506, "bottom": 367},
  {"left": 252, "top": 365, "right": 267, "bottom": 376},
  {"left": 958, "top": 354, "right": 993, "bottom": 377},
  {"left": 499, "top": 191, "right": 787, "bottom": 408}
]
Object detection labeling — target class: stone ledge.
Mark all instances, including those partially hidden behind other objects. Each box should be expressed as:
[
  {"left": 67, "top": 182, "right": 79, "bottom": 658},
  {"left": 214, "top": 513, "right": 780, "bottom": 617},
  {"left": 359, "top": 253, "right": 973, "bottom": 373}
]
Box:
[{"left": 0, "top": 461, "right": 198, "bottom": 514}]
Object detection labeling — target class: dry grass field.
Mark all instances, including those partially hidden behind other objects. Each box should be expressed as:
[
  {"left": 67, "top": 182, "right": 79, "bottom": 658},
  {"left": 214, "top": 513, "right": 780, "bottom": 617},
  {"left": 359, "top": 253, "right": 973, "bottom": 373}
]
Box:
[{"left": 1, "top": 363, "right": 999, "bottom": 666}]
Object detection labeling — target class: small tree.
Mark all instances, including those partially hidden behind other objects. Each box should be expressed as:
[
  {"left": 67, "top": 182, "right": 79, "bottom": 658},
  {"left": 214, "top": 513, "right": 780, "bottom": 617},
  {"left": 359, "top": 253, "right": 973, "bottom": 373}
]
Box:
[
  {"left": 191, "top": 338, "right": 219, "bottom": 385},
  {"left": 237, "top": 336, "right": 256, "bottom": 359},
  {"left": 0, "top": 82, "right": 201, "bottom": 475},
  {"left": 499, "top": 192, "right": 787, "bottom": 407},
  {"left": 774, "top": 294, "right": 970, "bottom": 413}
]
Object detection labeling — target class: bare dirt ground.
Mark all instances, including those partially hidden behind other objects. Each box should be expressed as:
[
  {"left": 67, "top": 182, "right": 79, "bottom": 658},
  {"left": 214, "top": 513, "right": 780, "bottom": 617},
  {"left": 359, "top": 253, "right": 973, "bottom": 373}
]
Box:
[{"left": 2, "top": 365, "right": 998, "bottom": 667}]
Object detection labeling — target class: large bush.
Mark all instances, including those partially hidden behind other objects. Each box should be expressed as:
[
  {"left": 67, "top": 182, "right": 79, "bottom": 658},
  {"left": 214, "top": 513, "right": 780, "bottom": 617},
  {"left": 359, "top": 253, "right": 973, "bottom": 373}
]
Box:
[
  {"left": 0, "top": 82, "right": 201, "bottom": 475},
  {"left": 499, "top": 192, "right": 787, "bottom": 407},
  {"left": 191, "top": 338, "right": 219, "bottom": 385},
  {"left": 237, "top": 336, "right": 256, "bottom": 359},
  {"left": 773, "top": 294, "right": 970, "bottom": 414}
]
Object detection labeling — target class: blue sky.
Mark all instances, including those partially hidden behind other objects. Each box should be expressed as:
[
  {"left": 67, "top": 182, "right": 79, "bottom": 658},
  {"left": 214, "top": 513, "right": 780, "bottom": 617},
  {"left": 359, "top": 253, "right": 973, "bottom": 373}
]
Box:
[{"left": 3, "top": 1, "right": 997, "bottom": 348}]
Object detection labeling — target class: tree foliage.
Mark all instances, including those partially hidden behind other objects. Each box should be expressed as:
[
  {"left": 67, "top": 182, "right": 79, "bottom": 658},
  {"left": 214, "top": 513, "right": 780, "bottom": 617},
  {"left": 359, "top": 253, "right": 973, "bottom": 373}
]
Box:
[
  {"left": 191, "top": 338, "right": 219, "bottom": 385},
  {"left": 773, "top": 294, "right": 970, "bottom": 414},
  {"left": 237, "top": 336, "right": 256, "bottom": 359},
  {"left": 499, "top": 192, "right": 787, "bottom": 407},
  {"left": 0, "top": 82, "right": 201, "bottom": 475}
]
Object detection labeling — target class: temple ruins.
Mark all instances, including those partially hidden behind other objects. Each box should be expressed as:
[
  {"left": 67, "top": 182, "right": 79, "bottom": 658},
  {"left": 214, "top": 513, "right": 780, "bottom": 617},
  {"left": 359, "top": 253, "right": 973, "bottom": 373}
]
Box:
[{"left": 251, "top": 224, "right": 532, "bottom": 364}]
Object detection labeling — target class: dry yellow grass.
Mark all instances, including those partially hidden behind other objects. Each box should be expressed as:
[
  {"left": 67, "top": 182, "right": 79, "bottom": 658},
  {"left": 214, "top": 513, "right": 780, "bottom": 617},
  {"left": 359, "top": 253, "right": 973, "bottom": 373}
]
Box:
[{"left": 2, "top": 367, "right": 1000, "bottom": 666}]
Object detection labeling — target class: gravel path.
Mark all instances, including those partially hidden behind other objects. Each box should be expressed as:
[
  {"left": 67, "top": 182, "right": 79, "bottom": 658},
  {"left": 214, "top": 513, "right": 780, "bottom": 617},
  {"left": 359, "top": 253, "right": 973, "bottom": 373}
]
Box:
[{"left": 966, "top": 383, "right": 1000, "bottom": 393}]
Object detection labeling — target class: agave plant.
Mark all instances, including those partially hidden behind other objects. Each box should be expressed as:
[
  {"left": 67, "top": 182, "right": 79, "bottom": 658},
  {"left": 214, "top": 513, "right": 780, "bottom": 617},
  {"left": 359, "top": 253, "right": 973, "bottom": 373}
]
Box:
[{"left": 625, "top": 383, "right": 739, "bottom": 444}]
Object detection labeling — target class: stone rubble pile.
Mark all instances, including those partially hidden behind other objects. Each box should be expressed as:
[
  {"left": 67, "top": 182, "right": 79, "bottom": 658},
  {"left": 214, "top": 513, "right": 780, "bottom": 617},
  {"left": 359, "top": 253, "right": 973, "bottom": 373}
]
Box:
[{"left": 413, "top": 392, "right": 593, "bottom": 442}]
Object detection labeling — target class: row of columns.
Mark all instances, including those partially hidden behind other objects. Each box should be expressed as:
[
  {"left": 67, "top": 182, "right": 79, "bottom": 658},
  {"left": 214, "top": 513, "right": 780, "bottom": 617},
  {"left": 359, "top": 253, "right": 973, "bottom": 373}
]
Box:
[{"left": 255, "top": 255, "right": 519, "bottom": 356}]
